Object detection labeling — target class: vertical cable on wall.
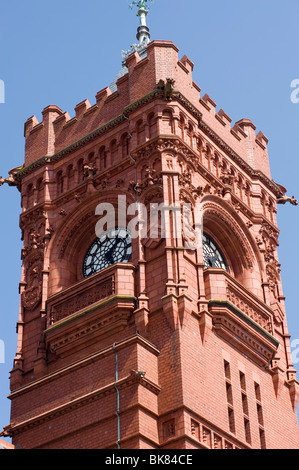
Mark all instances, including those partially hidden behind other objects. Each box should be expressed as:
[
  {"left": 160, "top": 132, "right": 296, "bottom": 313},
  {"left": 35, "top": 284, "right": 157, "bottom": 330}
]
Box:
[{"left": 112, "top": 343, "right": 120, "bottom": 449}]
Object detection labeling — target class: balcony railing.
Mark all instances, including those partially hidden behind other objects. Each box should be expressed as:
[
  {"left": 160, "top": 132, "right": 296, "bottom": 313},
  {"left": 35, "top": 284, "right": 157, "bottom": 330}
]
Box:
[
  {"left": 46, "top": 263, "right": 136, "bottom": 328},
  {"left": 203, "top": 268, "right": 279, "bottom": 366},
  {"left": 203, "top": 268, "right": 274, "bottom": 334}
]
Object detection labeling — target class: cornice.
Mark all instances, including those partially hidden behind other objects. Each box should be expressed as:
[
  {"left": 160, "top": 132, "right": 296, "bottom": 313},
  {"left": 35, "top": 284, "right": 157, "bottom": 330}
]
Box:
[
  {"left": 8, "top": 334, "right": 160, "bottom": 399},
  {"left": 209, "top": 299, "right": 279, "bottom": 347},
  {"left": 5, "top": 371, "right": 161, "bottom": 437}
]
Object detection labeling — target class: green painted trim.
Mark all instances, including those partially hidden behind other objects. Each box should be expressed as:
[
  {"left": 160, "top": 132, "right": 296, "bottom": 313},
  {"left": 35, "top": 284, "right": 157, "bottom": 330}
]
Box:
[
  {"left": 209, "top": 299, "right": 279, "bottom": 347},
  {"left": 44, "top": 295, "right": 137, "bottom": 335}
]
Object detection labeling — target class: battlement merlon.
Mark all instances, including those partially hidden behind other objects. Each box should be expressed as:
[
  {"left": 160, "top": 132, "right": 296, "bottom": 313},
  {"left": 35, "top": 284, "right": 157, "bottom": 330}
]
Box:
[{"left": 23, "top": 40, "right": 271, "bottom": 179}]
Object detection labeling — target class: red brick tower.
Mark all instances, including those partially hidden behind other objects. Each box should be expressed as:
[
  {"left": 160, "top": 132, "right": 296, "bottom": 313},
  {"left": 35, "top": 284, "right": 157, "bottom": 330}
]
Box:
[{"left": 1, "top": 5, "right": 299, "bottom": 450}]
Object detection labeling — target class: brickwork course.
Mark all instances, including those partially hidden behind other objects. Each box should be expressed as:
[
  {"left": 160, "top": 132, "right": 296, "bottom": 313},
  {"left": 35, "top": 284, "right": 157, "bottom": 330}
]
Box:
[{"left": 1, "top": 30, "right": 299, "bottom": 449}]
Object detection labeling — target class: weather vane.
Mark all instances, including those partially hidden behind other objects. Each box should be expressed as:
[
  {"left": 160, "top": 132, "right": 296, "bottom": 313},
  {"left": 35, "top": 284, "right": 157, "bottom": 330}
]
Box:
[
  {"left": 120, "top": 0, "right": 154, "bottom": 66},
  {"left": 129, "top": 1, "right": 154, "bottom": 13}
]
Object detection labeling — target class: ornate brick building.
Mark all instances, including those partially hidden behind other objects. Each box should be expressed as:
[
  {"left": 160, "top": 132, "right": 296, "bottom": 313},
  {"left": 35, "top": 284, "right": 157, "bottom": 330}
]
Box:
[{"left": 1, "top": 3, "right": 299, "bottom": 449}]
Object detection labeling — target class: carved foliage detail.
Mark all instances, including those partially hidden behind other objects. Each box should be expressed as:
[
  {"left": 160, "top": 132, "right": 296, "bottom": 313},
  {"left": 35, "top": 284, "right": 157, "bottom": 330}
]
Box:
[
  {"left": 22, "top": 255, "right": 43, "bottom": 311},
  {"left": 50, "top": 276, "right": 115, "bottom": 325},
  {"left": 226, "top": 286, "right": 273, "bottom": 334}
]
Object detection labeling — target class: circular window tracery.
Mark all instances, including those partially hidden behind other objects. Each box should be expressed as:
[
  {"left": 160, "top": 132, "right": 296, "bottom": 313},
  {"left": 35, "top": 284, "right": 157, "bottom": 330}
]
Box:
[
  {"left": 202, "top": 233, "right": 228, "bottom": 271},
  {"left": 82, "top": 227, "right": 132, "bottom": 278}
]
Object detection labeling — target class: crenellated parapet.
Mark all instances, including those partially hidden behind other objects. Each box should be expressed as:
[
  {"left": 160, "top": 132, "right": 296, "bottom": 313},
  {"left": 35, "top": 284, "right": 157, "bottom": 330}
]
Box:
[{"left": 22, "top": 41, "right": 272, "bottom": 181}]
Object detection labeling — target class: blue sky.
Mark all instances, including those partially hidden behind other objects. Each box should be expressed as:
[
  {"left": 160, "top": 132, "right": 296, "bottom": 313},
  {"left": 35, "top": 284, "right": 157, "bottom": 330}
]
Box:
[{"left": 0, "top": 0, "right": 298, "bottom": 443}]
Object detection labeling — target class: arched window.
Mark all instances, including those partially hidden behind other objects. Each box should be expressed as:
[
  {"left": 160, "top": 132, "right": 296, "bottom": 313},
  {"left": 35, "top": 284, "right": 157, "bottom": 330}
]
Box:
[
  {"left": 237, "top": 174, "right": 244, "bottom": 201},
  {"left": 205, "top": 145, "right": 212, "bottom": 170},
  {"left": 162, "top": 109, "right": 173, "bottom": 135},
  {"left": 148, "top": 112, "right": 156, "bottom": 139},
  {"left": 121, "top": 133, "right": 130, "bottom": 159},
  {"left": 179, "top": 114, "right": 185, "bottom": 140},
  {"left": 135, "top": 119, "right": 144, "bottom": 146},
  {"left": 268, "top": 197, "right": 275, "bottom": 223},
  {"left": 187, "top": 122, "right": 194, "bottom": 148},
  {"left": 27, "top": 183, "right": 34, "bottom": 208},
  {"left": 67, "top": 164, "right": 75, "bottom": 190},
  {"left": 213, "top": 153, "right": 220, "bottom": 177},
  {"left": 88, "top": 152, "right": 94, "bottom": 162},
  {"left": 36, "top": 178, "right": 43, "bottom": 203},
  {"left": 197, "top": 137, "right": 203, "bottom": 163},
  {"left": 77, "top": 158, "right": 85, "bottom": 183},
  {"left": 99, "top": 147, "right": 107, "bottom": 170},
  {"left": 56, "top": 170, "right": 64, "bottom": 195},
  {"left": 110, "top": 139, "right": 118, "bottom": 165},
  {"left": 261, "top": 190, "right": 267, "bottom": 217}
]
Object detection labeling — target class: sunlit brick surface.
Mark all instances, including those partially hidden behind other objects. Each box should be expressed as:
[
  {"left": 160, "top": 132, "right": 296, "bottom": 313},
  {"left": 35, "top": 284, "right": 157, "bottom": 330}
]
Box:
[{"left": 4, "top": 40, "right": 299, "bottom": 449}]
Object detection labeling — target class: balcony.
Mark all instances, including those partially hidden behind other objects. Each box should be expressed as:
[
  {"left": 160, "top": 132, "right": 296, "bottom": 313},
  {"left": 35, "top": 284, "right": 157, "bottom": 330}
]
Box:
[
  {"left": 45, "top": 263, "right": 136, "bottom": 355},
  {"left": 203, "top": 269, "right": 279, "bottom": 366}
]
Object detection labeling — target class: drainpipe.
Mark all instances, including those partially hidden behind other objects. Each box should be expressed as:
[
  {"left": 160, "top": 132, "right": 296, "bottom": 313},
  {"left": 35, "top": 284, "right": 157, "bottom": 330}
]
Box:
[{"left": 112, "top": 342, "right": 121, "bottom": 449}]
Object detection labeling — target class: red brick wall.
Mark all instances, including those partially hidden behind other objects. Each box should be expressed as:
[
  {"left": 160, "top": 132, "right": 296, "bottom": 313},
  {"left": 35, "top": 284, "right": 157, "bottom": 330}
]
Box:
[{"left": 5, "top": 40, "right": 298, "bottom": 450}]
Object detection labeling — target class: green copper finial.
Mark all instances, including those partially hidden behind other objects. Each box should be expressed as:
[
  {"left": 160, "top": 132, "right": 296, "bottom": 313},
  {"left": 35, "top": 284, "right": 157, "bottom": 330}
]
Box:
[
  {"left": 120, "top": 0, "right": 153, "bottom": 66},
  {"left": 129, "top": 0, "right": 153, "bottom": 13},
  {"left": 129, "top": 0, "right": 153, "bottom": 46},
  {"left": 129, "top": 0, "right": 153, "bottom": 45}
]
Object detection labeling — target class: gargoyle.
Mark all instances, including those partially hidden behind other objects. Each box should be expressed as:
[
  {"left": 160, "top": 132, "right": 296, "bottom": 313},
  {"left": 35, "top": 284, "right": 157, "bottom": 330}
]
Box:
[
  {"left": 157, "top": 78, "right": 175, "bottom": 101},
  {"left": 0, "top": 175, "right": 17, "bottom": 187},
  {"left": 277, "top": 195, "right": 298, "bottom": 206},
  {"left": 0, "top": 165, "right": 23, "bottom": 188},
  {"left": 164, "top": 78, "right": 175, "bottom": 101}
]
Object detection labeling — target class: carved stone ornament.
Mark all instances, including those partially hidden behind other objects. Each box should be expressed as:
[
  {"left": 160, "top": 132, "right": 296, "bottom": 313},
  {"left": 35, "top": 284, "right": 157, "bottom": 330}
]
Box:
[
  {"left": 22, "top": 259, "right": 43, "bottom": 310},
  {"left": 129, "top": 167, "right": 163, "bottom": 201},
  {"left": 266, "top": 264, "right": 279, "bottom": 299},
  {"left": 259, "top": 222, "right": 279, "bottom": 246}
]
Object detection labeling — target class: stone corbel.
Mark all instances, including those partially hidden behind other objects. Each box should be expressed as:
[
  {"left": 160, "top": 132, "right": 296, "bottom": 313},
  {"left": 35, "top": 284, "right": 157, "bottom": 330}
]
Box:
[
  {"left": 177, "top": 289, "right": 194, "bottom": 328},
  {"left": 270, "top": 357, "right": 285, "bottom": 398},
  {"left": 286, "top": 378, "right": 299, "bottom": 411},
  {"left": 34, "top": 341, "right": 47, "bottom": 379},
  {"left": 134, "top": 295, "right": 150, "bottom": 335},
  {"left": 161, "top": 291, "right": 179, "bottom": 331},
  {"left": 10, "top": 355, "right": 24, "bottom": 391},
  {"left": 198, "top": 309, "right": 214, "bottom": 345}
]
